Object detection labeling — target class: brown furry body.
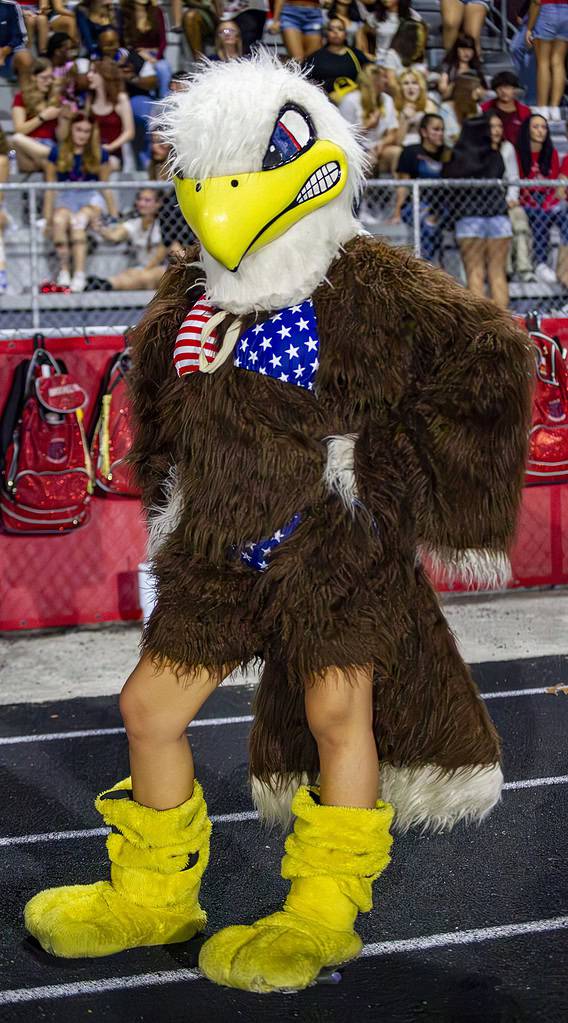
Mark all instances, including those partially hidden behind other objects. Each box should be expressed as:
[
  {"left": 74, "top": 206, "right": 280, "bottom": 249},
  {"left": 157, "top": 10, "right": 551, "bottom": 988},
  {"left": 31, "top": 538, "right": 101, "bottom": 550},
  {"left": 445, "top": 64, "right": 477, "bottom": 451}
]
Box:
[{"left": 129, "top": 234, "right": 533, "bottom": 794}]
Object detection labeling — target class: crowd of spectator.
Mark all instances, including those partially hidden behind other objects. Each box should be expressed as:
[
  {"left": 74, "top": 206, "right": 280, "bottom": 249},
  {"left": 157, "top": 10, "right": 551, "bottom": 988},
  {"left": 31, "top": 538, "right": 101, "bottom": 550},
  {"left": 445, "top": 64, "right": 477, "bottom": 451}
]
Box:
[{"left": 0, "top": 0, "right": 565, "bottom": 308}]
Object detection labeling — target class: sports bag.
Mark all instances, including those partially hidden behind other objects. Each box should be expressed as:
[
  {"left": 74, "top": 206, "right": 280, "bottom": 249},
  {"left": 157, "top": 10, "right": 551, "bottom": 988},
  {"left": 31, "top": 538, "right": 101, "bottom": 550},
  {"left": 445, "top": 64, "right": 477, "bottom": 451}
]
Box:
[
  {"left": 0, "top": 347, "right": 93, "bottom": 534},
  {"left": 90, "top": 348, "right": 139, "bottom": 496},
  {"left": 328, "top": 48, "right": 363, "bottom": 106},
  {"left": 525, "top": 320, "right": 568, "bottom": 485}
]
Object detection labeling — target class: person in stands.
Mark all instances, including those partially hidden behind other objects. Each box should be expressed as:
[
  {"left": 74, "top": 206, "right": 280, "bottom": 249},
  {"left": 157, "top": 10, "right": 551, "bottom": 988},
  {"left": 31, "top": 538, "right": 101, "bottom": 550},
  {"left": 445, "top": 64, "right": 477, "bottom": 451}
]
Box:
[
  {"left": 481, "top": 70, "right": 531, "bottom": 146},
  {"left": 87, "top": 58, "right": 135, "bottom": 171},
  {"left": 86, "top": 187, "right": 165, "bottom": 291},
  {"left": 171, "top": 0, "right": 220, "bottom": 59},
  {"left": 391, "top": 112, "right": 451, "bottom": 262},
  {"left": 304, "top": 16, "right": 369, "bottom": 98},
  {"left": 119, "top": 0, "right": 171, "bottom": 98},
  {"left": 0, "top": 0, "right": 32, "bottom": 85},
  {"left": 389, "top": 67, "right": 438, "bottom": 169},
  {"left": 440, "top": 71, "right": 482, "bottom": 146},
  {"left": 269, "top": 0, "right": 324, "bottom": 62},
  {"left": 436, "top": 32, "right": 486, "bottom": 99},
  {"left": 525, "top": 0, "right": 568, "bottom": 119},
  {"left": 76, "top": 0, "right": 117, "bottom": 57},
  {"left": 444, "top": 114, "right": 512, "bottom": 308},
  {"left": 212, "top": 20, "right": 243, "bottom": 59},
  {"left": 43, "top": 112, "right": 118, "bottom": 293},
  {"left": 12, "top": 58, "right": 62, "bottom": 172},
  {"left": 489, "top": 112, "right": 535, "bottom": 284},
  {"left": 339, "top": 64, "right": 399, "bottom": 171},
  {"left": 516, "top": 112, "right": 568, "bottom": 285},
  {"left": 216, "top": 0, "right": 265, "bottom": 55}
]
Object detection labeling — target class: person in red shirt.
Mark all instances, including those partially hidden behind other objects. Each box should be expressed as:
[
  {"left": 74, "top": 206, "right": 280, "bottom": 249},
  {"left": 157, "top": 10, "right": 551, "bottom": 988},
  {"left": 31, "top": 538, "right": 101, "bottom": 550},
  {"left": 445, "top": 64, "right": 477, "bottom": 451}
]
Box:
[
  {"left": 480, "top": 70, "right": 531, "bottom": 146},
  {"left": 11, "top": 58, "right": 62, "bottom": 172},
  {"left": 516, "top": 112, "right": 568, "bottom": 284}
]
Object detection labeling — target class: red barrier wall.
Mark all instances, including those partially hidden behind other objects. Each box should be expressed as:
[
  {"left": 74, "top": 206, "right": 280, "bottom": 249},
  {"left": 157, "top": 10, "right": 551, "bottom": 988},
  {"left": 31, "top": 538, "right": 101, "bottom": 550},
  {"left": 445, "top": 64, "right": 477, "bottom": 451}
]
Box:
[
  {"left": 1, "top": 332, "right": 566, "bottom": 631},
  {"left": 0, "top": 335, "right": 147, "bottom": 630}
]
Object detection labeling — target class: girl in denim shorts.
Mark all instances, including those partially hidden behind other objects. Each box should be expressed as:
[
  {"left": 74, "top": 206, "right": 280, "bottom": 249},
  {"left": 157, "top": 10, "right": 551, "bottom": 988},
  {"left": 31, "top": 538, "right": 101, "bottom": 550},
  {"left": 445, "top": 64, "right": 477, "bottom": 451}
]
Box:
[
  {"left": 526, "top": 0, "right": 568, "bottom": 116},
  {"left": 269, "top": 0, "right": 323, "bottom": 59}
]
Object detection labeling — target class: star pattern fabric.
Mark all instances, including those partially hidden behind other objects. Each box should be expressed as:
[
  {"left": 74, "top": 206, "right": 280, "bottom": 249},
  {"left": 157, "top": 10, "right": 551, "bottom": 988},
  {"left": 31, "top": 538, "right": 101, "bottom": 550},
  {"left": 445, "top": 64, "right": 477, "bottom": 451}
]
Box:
[
  {"left": 234, "top": 298, "right": 319, "bottom": 392},
  {"left": 240, "top": 513, "right": 302, "bottom": 571}
]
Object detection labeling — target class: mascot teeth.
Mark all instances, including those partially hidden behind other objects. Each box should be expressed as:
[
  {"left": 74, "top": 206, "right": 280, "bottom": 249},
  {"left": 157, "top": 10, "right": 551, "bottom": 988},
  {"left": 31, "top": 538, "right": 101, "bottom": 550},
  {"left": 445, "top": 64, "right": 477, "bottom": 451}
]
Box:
[{"left": 296, "top": 162, "right": 341, "bottom": 205}]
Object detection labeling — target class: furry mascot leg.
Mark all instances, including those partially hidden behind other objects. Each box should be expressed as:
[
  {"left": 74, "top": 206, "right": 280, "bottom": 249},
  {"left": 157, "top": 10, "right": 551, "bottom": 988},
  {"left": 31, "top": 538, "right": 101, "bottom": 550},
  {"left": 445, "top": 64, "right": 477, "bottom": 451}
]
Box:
[
  {"left": 24, "top": 778, "right": 211, "bottom": 957},
  {"left": 199, "top": 785, "right": 394, "bottom": 993}
]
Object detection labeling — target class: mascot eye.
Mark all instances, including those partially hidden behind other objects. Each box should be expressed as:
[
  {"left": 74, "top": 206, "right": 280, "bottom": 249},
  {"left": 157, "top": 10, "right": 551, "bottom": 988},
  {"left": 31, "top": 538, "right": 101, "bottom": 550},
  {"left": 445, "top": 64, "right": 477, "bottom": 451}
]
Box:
[{"left": 262, "top": 104, "right": 315, "bottom": 171}]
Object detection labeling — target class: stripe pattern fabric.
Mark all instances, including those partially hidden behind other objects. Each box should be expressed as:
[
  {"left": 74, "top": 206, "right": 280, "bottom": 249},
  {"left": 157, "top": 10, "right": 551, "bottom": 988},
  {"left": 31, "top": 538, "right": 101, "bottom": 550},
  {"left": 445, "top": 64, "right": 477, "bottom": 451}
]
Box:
[{"left": 173, "top": 296, "right": 220, "bottom": 376}]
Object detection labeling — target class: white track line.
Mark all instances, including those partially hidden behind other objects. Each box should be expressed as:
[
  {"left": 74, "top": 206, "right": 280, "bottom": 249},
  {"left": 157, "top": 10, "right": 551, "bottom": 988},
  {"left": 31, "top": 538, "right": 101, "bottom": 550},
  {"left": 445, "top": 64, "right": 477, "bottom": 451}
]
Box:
[
  {"left": 0, "top": 811, "right": 259, "bottom": 848},
  {"left": 0, "top": 915, "right": 566, "bottom": 1006},
  {"left": 1, "top": 774, "right": 566, "bottom": 849},
  {"left": 0, "top": 715, "right": 254, "bottom": 746},
  {"left": 0, "top": 686, "right": 564, "bottom": 747}
]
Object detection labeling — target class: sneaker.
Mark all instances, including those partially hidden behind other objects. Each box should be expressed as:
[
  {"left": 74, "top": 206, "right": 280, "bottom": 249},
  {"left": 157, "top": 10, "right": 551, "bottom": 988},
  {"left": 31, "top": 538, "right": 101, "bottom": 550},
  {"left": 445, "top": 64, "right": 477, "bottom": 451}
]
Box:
[
  {"left": 70, "top": 272, "right": 86, "bottom": 293},
  {"left": 549, "top": 106, "right": 562, "bottom": 122},
  {"left": 519, "top": 270, "right": 537, "bottom": 283},
  {"left": 56, "top": 269, "right": 71, "bottom": 287},
  {"left": 535, "top": 262, "right": 558, "bottom": 285}
]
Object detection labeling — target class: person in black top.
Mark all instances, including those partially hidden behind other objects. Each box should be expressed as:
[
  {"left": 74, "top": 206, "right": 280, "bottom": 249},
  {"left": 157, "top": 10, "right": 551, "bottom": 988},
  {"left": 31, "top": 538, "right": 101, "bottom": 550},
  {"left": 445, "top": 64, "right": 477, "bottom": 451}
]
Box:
[
  {"left": 391, "top": 112, "right": 450, "bottom": 263},
  {"left": 304, "top": 17, "right": 369, "bottom": 98},
  {"left": 443, "top": 114, "right": 511, "bottom": 308}
]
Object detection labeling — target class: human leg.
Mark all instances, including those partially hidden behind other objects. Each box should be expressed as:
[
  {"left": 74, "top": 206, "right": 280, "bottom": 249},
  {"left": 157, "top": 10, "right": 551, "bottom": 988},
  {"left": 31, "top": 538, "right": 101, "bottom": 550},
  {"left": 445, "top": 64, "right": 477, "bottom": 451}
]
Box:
[
  {"left": 153, "top": 58, "right": 172, "bottom": 99},
  {"left": 51, "top": 208, "right": 72, "bottom": 278},
  {"left": 462, "top": 2, "right": 488, "bottom": 56},
  {"left": 302, "top": 31, "right": 323, "bottom": 57},
  {"left": 24, "top": 654, "right": 231, "bottom": 957},
  {"left": 550, "top": 39, "right": 568, "bottom": 106},
  {"left": 486, "top": 236, "right": 511, "bottom": 308},
  {"left": 183, "top": 8, "right": 205, "bottom": 58},
  {"left": 459, "top": 234, "right": 487, "bottom": 297},
  {"left": 281, "top": 26, "right": 306, "bottom": 60},
  {"left": 441, "top": 0, "right": 464, "bottom": 50},
  {"left": 199, "top": 664, "right": 393, "bottom": 993},
  {"left": 108, "top": 265, "right": 166, "bottom": 291},
  {"left": 11, "top": 133, "right": 51, "bottom": 172},
  {"left": 527, "top": 206, "right": 552, "bottom": 267},
  {"left": 535, "top": 39, "right": 553, "bottom": 106}
]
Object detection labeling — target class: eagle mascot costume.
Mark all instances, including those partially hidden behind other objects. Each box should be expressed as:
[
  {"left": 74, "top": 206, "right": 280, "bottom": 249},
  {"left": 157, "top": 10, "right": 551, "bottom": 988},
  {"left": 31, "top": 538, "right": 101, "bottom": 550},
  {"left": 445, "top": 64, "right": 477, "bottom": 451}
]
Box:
[{"left": 24, "top": 56, "right": 533, "bottom": 993}]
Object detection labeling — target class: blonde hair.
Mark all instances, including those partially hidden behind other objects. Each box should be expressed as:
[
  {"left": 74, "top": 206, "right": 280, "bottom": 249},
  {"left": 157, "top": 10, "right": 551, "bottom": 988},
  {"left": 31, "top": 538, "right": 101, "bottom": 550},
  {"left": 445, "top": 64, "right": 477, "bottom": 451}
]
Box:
[
  {"left": 57, "top": 113, "right": 102, "bottom": 176},
  {"left": 395, "top": 69, "right": 428, "bottom": 114},
  {"left": 358, "top": 65, "right": 384, "bottom": 121},
  {"left": 22, "top": 58, "right": 61, "bottom": 118}
]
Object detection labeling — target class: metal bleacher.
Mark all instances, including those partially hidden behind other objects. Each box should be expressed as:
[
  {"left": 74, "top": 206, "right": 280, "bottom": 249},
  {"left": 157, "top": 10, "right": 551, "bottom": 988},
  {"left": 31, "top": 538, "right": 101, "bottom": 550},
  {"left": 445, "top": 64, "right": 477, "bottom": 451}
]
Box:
[{"left": 0, "top": 2, "right": 565, "bottom": 324}]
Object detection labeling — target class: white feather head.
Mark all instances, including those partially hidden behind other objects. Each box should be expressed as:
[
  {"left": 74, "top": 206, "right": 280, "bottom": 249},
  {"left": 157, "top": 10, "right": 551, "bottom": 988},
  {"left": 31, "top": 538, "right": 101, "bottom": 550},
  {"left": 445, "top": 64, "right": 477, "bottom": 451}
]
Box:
[{"left": 155, "top": 54, "right": 367, "bottom": 312}]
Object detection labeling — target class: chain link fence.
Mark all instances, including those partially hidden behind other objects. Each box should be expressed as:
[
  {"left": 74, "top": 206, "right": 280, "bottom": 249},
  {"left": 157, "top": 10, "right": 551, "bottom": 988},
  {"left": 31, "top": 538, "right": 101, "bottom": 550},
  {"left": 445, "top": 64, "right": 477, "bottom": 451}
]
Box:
[{"left": 0, "top": 177, "right": 568, "bottom": 335}]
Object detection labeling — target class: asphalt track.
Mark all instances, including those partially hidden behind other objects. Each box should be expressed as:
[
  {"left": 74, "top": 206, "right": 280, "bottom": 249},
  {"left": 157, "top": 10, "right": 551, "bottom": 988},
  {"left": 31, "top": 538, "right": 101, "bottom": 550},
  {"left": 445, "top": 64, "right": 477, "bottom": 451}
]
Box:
[{"left": 0, "top": 653, "right": 566, "bottom": 1022}]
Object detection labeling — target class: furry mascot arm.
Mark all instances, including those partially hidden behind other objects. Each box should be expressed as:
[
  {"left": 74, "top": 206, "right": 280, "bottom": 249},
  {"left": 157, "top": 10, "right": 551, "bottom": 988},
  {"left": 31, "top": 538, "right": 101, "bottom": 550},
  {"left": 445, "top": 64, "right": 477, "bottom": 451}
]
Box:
[
  {"left": 128, "top": 248, "right": 202, "bottom": 514},
  {"left": 354, "top": 237, "right": 534, "bottom": 588}
]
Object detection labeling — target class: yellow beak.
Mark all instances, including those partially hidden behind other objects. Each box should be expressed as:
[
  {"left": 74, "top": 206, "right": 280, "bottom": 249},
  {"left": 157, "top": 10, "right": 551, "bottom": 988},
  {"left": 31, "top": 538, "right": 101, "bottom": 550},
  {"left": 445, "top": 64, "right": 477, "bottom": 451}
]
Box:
[{"left": 174, "top": 139, "right": 348, "bottom": 271}]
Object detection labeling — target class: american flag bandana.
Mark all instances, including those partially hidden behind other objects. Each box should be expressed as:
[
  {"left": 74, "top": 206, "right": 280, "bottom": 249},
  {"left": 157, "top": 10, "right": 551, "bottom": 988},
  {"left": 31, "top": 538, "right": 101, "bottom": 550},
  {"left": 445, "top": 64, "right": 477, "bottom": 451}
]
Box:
[
  {"left": 174, "top": 295, "right": 320, "bottom": 392},
  {"left": 174, "top": 294, "right": 320, "bottom": 569}
]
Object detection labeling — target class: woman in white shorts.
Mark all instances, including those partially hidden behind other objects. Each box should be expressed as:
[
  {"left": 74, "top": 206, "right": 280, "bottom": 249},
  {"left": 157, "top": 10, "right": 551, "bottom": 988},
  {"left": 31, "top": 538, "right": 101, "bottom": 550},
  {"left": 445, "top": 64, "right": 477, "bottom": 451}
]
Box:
[{"left": 526, "top": 0, "right": 568, "bottom": 117}]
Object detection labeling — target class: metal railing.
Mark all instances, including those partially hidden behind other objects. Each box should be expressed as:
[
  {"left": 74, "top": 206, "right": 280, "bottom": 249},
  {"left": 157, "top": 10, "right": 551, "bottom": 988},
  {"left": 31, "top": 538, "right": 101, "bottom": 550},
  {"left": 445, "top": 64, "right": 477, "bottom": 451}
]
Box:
[{"left": 0, "top": 177, "right": 567, "bottom": 331}]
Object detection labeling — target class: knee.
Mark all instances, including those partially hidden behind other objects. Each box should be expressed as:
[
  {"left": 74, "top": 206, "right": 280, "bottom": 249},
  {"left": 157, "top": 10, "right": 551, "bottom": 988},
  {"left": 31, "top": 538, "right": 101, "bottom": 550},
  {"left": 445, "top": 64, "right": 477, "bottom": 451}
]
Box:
[
  {"left": 119, "top": 671, "right": 185, "bottom": 745},
  {"left": 306, "top": 686, "right": 365, "bottom": 749}
]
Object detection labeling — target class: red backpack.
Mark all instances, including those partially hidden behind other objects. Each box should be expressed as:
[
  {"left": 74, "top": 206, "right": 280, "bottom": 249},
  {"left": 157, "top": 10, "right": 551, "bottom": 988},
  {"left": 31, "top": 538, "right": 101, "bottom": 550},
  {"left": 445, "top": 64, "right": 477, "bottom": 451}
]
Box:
[
  {"left": 0, "top": 347, "right": 93, "bottom": 534},
  {"left": 90, "top": 348, "right": 139, "bottom": 497},
  {"left": 525, "top": 319, "right": 568, "bottom": 485}
]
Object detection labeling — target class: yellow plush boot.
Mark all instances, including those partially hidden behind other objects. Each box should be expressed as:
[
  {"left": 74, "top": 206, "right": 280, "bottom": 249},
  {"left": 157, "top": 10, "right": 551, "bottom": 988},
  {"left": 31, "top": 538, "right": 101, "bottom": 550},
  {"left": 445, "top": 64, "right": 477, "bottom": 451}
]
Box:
[
  {"left": 199, "top": 785, "right": 394, "bottom": 993},
  {"left": 24, "top": 778, "right": 211, "bottom": 958}
]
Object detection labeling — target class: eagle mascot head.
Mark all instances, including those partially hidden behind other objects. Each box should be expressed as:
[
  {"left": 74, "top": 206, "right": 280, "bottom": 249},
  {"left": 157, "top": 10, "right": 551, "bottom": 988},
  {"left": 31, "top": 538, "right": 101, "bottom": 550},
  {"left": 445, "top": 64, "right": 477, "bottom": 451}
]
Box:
[{"left": 158, "top": 54, "right": 366, "bottom": 313}]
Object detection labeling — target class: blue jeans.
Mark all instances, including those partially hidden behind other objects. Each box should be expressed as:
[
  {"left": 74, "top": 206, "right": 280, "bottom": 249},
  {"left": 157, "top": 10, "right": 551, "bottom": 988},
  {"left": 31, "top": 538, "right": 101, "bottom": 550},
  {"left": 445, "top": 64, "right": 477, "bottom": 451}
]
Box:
[
  {"left": 401, "top": 200, "right": 444, "bottom": 262},
  {"left": 153, "top": 59, "right": 172, "bottom": 99},
  {"left": 526, "top": 205, "right": 568, "bottom": 264},
  {"left": 511, "top": 18, "right": 537, "bottom": 105},
  {"left": 130, "top": 93, "right": 155, "bottom": 168}
]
